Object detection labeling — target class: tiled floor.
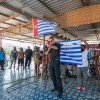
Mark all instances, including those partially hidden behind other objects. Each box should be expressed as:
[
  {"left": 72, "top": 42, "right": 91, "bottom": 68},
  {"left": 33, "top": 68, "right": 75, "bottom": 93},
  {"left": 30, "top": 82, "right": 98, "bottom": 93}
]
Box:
[{"left": 0, "top": 61, "right": 100, "bottom": 100}]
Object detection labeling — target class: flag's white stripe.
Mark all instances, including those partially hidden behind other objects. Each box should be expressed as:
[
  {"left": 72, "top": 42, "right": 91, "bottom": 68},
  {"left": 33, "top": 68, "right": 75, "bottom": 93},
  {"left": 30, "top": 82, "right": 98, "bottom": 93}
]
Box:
[
  {"left": 61, "top": 46, "right": 80, "bottom": 48},
  {"left": 38, "top": 30, "right": 56, "bottom": 35},
  {"left": 60, "top": 59, "right": 82, "bottom": 64},
  {"left": 60, "top": 49, "right": 81, "bottom": 52},
  {"left": 38, "top": 25, "right": 55, "bottom": 29},
  {"left": 38, "top": 27, "right": 56, "bottom": 32},
  {"left": 60, "top": 56, "right": 82, "bottom": 60}
]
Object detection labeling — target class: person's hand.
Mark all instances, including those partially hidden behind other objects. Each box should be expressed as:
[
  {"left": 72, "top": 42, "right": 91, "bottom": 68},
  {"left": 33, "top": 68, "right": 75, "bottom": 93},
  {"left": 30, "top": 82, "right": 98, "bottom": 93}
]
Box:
[
  {"left": 48, "top": 46, "right": 51, "bottom": 50},
  {"left": 45, "top": 52, "right": 48, "bottom": 55},
  {"left": 45, "top": 46, "right": 51, "bottom": 55}
]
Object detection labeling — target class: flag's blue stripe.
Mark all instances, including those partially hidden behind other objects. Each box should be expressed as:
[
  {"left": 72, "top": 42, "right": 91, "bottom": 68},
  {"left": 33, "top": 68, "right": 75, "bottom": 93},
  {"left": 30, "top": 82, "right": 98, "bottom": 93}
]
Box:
[
  {"left": 60, "top": 60, "right": 82, "bottom": 64},
  {"left": 60, "top": 54, "right": 82, "bottom": 58},
  {"left": 60, "top": 61, "right": 82, "bottom": 65},
  {"left": 60, "top": 51, "right": 81, "bottom": 54},
  {"left": 61, "top": 49, "right": 81, "bottom": 52}
]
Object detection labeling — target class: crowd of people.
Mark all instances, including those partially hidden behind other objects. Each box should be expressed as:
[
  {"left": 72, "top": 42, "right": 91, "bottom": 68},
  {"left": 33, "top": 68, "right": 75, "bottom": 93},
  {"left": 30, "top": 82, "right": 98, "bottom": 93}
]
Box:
[
  {"left": 0, "top": 36, "right": 100, "bottom": 98},
  {"left": 0, "top": 46, "right": 33, "bottom": 71}
]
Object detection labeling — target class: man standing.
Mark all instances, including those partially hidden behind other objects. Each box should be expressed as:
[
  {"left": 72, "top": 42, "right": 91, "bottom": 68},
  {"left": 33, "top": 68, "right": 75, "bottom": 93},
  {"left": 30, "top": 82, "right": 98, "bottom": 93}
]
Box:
[
  {"left": 45, "top": 37, "right": 63, "bottom": 98},
  {"left": 25, "top": 46, "right": 33, "bottom": 68},
  {"left": 77, "top": 39, "right": 89, "bottom": 90},
  {"left": 0, "top": 47, "right": 5, "bottom": 71},
  {"left": 9, "top": 47, "right": 18, "bottom": 69}
]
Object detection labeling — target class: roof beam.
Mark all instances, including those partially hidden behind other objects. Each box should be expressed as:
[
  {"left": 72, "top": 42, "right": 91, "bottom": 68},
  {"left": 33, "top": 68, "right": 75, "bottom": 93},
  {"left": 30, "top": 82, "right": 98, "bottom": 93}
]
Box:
[
  {"left": 37, "top": 0, "right": 56, "bottom": 15},
  {"left": 0, "top": 2, "right": 33, "bottom": 19},
  {"left": 80, "top": 0, "right": 91, "bottom": 6},
  {"left": 0, "top": 1, "right": 76, "bottom": 38},
  {"left": 91, "top": 23, "right": 98, "bottom": 40},
  {"left": 0, "top": 12, "right": 31, "bottom": 30},
  {"left": 0, "top": 13, "right": 20, "bottom": 24},
  {"left": 2, "top": 21, "right": 32, "bottom": 32},
  {"left": 61, "top": 28, "right": 77, "bottom": 38},
  {"left": 0, "top": 12, "right": 29, "bottom": 23},
  {"left": 3, "top": 22, "right": 16, "bottom": 26},
  {"left": 0, "top": 26, "right": 5, "bottom": 28},
  {"left": 3, "top": 31, "right": 44, "bottom": 44},
  {"left": 2, "top": 36, "right": 41, "bottom": 44}
]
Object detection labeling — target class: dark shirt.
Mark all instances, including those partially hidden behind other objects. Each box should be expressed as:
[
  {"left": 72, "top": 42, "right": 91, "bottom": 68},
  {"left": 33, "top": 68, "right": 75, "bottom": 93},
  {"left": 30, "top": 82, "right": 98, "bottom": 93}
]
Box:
[
  {"left": 49, "top": 42, "right": 60, "bottom": 61},
  {"left": 25, "top": 49, "right": 33, "bottom": 58},
  {"left": 11, "top": 50, "right": 17, "bottom": 59}
]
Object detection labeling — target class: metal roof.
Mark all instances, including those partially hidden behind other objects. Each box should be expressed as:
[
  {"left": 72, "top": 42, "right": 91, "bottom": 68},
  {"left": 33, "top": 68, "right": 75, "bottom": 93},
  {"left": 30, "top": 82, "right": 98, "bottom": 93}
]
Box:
[{"left": 0, "top": 0, "right": 100, "bottom": 42}]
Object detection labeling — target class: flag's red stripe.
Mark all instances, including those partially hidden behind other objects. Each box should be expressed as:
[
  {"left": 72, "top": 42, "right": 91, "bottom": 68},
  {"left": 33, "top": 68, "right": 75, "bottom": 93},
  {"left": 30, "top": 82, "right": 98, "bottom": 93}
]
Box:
[
  {"left": 0, "top": 32, "right": 2, "bottom": 47},
  {"left": 33, "top": 18, "right": 38, "bottom": 36}
]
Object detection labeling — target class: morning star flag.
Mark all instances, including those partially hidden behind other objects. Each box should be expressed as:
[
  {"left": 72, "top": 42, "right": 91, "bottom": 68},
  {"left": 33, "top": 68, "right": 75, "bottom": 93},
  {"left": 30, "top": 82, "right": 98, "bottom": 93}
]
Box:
[
  {"left": 59, "top": 39, "right": 82, "bottom": 65},
  {"left": 33, "top": 18, "right": 58, "bottom": 36}
]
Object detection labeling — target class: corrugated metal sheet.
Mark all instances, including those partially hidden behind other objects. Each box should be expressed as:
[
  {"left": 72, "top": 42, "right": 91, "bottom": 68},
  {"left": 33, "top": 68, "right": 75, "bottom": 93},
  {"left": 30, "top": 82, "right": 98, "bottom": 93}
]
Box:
[
  {"left": 41, "top": 0, "right": 83, "bottom": 13},
  {"left": 3, "top": 0, "right": 100, "bottom": 17},
  {"left": 5, "top": 19, "right": 20, "bottom": 25},
  {"left": 5, "top": 0, "right": 55, "bottom": 17},
  {"left": 0, "top": 6, "right": 15, "bottom": 16},
  {"left": 92, "top": 0, "right": 100, "bottom": 4},
  {"left": 0, "top": 15, "right": 7, "bottom": 21}
]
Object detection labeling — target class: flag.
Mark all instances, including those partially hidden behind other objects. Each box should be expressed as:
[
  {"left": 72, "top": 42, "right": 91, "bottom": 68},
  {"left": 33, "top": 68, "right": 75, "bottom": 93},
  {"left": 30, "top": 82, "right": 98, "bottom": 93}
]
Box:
[
  {"left": 33, "top": 18, "right": 58, "bottom": 36},
  {"left": 0, "top": 32, "right": 2, "bottom": 47},
  {"left": 59, "top": 39, "right": 82, "bottom": 65}
]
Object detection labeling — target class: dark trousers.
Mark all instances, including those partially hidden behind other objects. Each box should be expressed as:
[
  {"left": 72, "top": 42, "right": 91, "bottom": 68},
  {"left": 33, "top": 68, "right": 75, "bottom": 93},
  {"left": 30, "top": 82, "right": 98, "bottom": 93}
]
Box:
[
  {"left": 25, "top": 57, "right": 31, "bottom": 68},
  {"left": 49, "top": 60, "right": 63, "bottom": 94},
  {"left": 0, "top": 60, "right": 4, "bottom": 70}
]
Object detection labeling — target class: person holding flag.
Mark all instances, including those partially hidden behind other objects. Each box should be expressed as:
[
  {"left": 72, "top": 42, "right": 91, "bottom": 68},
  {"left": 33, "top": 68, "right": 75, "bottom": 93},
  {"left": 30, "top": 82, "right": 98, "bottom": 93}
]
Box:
[{"left": 45, "top": 37, "right": 63, "bottom": 98}]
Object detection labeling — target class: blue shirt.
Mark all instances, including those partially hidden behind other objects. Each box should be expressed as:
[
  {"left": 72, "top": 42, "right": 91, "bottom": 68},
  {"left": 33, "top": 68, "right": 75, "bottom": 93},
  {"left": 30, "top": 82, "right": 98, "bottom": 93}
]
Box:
[{"left": 0, "top": 51, "right": 5, "bottom": 60}]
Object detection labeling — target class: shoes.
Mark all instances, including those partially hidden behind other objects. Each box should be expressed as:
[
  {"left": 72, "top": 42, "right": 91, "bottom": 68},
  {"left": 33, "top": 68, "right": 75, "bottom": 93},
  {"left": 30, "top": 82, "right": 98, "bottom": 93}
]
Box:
[
  {"left": 58, "top": 93, "right": 62, "bottom": 98},
  {"left": 76, "top": 86, "right": 81, "bottom": 90},
  {"left": 76, "top": 86, "right": 86, "bottom": 90},
  {"left": 81, "top": 86, "right": 86, "bottom": 90},
  {"left": 51, "top": 89, "right": 57, "bottom": 92}
]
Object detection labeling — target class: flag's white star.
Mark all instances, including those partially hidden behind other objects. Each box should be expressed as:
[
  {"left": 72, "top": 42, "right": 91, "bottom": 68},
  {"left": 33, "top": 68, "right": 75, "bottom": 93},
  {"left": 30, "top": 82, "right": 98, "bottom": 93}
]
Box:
[{"left": 34, "top": 25, "right": 37, "bottom": 28}]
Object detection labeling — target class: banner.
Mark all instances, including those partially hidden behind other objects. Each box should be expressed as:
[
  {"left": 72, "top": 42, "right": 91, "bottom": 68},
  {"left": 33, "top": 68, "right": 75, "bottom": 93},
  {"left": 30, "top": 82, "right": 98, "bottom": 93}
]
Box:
[{"left": 59, "top": 39, "right": 82, "bottom": 65}]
